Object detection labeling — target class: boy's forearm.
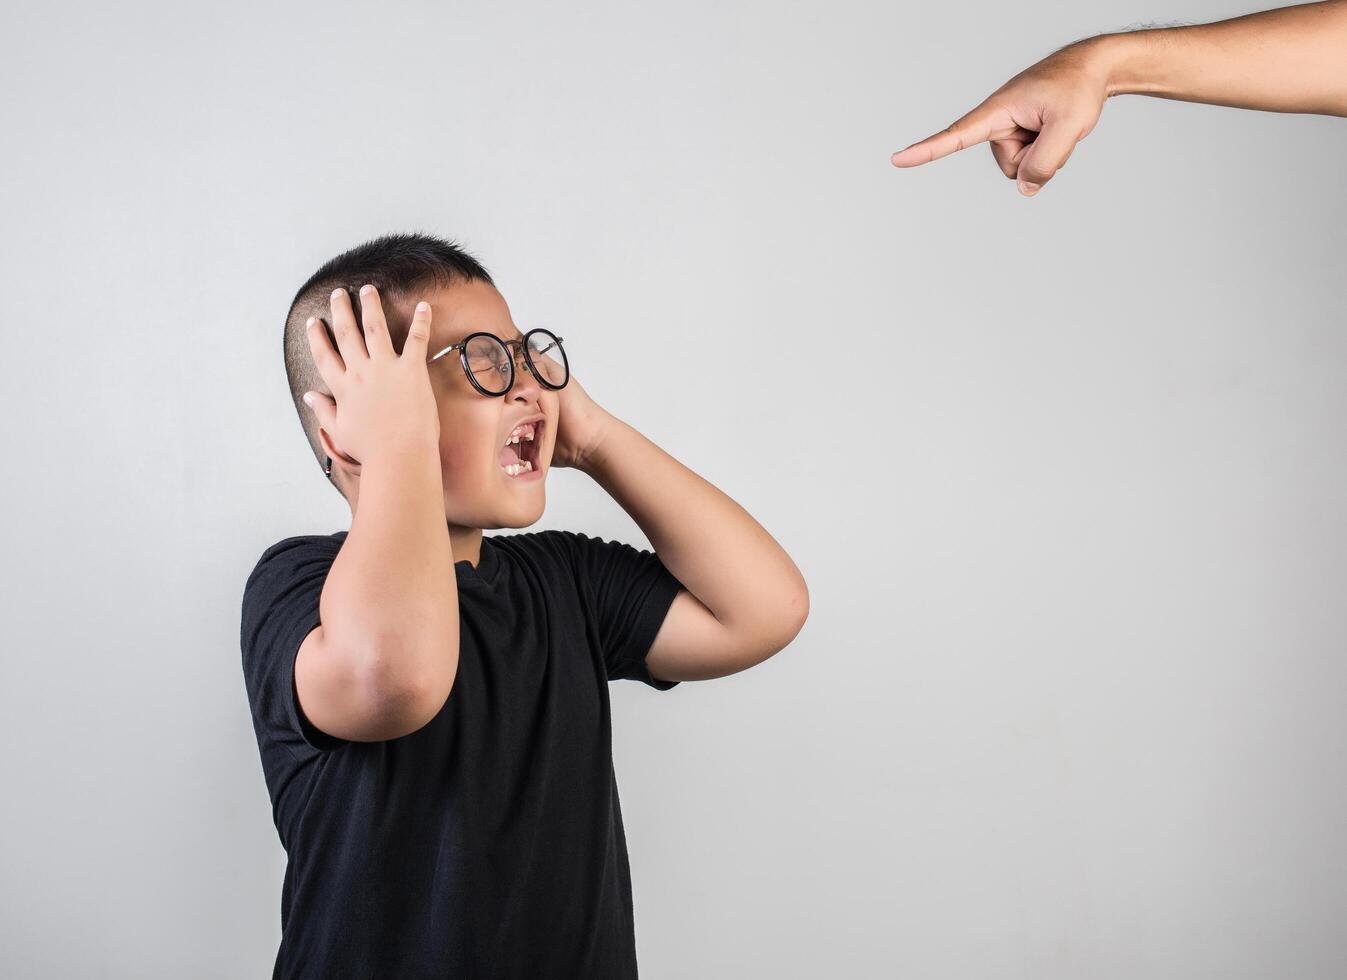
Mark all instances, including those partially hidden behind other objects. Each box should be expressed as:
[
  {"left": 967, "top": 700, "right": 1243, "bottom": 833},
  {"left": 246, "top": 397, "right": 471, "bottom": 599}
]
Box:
[
  {"left": 579, "top": 417, "right": 808, "bottom": 643},
  {"left": 1088, "top": 1, "right": 1347, "bottom": 115},
  {"left": 320, "top": 441, "right": 459, "bottom": 700}
]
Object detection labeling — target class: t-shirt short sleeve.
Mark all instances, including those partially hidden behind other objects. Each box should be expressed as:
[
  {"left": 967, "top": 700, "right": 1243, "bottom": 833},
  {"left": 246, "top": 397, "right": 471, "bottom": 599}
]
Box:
[
  {"left": 558, "top": 530, "right": 684, "bottom": 691},
  {"left": 240, "top": 535, "right": 350, "bottom": 754}
]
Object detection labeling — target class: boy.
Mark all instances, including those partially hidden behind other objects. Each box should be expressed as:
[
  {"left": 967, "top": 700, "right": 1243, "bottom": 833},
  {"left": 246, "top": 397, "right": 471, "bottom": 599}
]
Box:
[{"left": 240, "top": 233, "right": 809, "bottom": 978}]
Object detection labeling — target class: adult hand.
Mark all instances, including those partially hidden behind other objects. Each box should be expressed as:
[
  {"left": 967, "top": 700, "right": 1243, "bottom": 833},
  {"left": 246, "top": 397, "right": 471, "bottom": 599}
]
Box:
[
  {"left": 890, "top": 39, "right": 1112, "bottom": 197},
  {"left": 890, "top": 2, "right": 1347, "bottom": 197}
]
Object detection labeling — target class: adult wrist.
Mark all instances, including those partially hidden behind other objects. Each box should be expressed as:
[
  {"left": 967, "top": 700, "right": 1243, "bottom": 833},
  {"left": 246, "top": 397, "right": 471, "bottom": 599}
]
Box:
[{"left": 1079, "top": 30, "right": 1163, "bottom": 100}]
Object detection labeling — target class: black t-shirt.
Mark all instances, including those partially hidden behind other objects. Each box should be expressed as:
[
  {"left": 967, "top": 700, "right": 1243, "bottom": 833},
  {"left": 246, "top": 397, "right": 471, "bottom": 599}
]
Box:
[{"left": 239, "top": 528, "right": 683, "bottom": 979}]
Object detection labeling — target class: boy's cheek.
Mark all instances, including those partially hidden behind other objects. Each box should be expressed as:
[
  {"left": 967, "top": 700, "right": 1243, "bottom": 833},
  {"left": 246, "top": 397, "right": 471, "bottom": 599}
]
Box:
[
  {"left": 438, "top": 440, "right": 473, "bottom": 476},
  {"left": 438, "top": 438, "right": 498, "bottom": 490}
]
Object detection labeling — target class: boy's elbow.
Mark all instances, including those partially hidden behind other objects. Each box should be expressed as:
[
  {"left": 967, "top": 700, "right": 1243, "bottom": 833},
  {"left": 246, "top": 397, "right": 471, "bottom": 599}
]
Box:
[
  {"left": 359, "top": 638, "right": 457, "bottom": 737},
  {"left": 754, "top": 583, "right": 810, "bottom": 660},
  {"left": 781, "top": 579, "right": 810, "bottom": 642}
]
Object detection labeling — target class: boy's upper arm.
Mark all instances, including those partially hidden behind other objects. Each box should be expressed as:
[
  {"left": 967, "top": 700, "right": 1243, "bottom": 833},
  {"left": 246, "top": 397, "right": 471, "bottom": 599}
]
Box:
[
  {"left": 294, "top": 623, "right": 441, "bottom": 743},
  {"left": 643, "top": 586, "right": 752, "bottom": 683},
  {"left": 241, "top": 537, "right": 360, "bottom": 753},
  {"left": 242, "top": 536, "right": 444, "bottom": 751},
  {"left": 556, "top": 530, "right": 686, "bottom": 691}
]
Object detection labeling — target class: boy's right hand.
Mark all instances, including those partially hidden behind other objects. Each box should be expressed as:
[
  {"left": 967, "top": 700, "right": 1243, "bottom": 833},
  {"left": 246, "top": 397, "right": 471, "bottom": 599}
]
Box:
[{"left": 302, "top": 285, "right": 440, "bottom": 469}]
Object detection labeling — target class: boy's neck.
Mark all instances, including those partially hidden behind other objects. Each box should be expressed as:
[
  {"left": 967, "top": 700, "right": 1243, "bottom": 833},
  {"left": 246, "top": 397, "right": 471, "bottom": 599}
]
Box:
[
  {"left": 448, "top": 525, "right": 484, "bottom": 569},
  {"left": 343, "top": 476, "right": 483, "bottom": 568}
]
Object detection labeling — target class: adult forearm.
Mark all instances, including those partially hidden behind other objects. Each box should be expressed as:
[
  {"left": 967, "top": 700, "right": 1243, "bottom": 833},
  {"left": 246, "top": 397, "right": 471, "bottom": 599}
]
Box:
[
  {"left": 1091, "top": 1, "right": 1347, "bottom": 115},
  {"left": 320, "top": 441, "right": 459, "bottom": 701}
]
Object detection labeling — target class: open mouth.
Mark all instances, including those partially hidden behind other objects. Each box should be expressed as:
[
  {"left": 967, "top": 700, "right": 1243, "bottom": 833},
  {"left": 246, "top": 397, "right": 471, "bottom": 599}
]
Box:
[{"left": 499, "top": 419, "right": 543, "bottom": 478}]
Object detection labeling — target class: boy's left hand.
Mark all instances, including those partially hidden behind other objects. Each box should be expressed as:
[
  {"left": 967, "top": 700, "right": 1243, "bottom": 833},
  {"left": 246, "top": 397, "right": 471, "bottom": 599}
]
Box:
[{"left": 549, "top": 372, "right": 618, "bottom": 471}]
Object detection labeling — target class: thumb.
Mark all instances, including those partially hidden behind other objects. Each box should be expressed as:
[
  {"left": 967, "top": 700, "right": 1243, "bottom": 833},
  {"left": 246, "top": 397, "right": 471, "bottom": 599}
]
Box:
[
  {"left": 989, "top": 127, "right": 1036, "bottom": 179},
  {"left": 302, "top": 390, "right": 336, "bottom": 430},
  {"left": 1013, "top": 118, "right": 1082, "bottom": 196}
]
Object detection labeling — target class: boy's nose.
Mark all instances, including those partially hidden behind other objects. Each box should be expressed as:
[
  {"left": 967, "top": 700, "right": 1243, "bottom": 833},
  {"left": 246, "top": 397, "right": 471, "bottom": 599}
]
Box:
[{"left": 510, "top": 352, "right": 544, "bottom": 395}]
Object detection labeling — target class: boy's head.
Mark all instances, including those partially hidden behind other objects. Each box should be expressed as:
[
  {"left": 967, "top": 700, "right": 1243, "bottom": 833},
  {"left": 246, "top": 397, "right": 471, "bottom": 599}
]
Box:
[{"left": 283, "top": 232, "right": 558, "bottom": 532}]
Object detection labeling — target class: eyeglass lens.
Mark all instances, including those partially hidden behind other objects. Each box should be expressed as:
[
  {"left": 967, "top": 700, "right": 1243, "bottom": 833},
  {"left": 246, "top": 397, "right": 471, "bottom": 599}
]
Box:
[{"left": 463, "top": 331, "right": 568, "bottom": 394}]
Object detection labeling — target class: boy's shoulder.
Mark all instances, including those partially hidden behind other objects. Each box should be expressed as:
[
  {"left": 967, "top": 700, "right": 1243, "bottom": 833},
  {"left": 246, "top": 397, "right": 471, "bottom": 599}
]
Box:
[
  {"left": 489, "top": 527, "right": 588, "bottom": 548},
  {"left": 254, "top": 529, "right": 346, "bottom": 559},
  {"left": 488, "top": 527, "right": 620, "bottom": 564},
  {"left": 487, "top": 527, "right": 575, "bottom": 567},
  {"left": 244, "top": 530, "right": 346, "bottom": 589},
  {"left": 489, "top": 527, "right": 663, "bottom": 582}
]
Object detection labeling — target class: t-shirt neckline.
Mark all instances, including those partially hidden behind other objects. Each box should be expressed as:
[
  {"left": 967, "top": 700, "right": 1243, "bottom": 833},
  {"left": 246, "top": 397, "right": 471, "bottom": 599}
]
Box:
[
  {"left": 331, "top": 529, "right": 501, "bottom": 589},
  {"left": 455, "top": 535, "right": 501, "bottom": 588}
]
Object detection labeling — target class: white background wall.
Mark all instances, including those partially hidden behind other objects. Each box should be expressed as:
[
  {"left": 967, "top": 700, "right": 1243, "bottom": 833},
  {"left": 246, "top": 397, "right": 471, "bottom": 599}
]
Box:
[{"left": 2, "top": 1, "right": 1344, "bottom": 976}]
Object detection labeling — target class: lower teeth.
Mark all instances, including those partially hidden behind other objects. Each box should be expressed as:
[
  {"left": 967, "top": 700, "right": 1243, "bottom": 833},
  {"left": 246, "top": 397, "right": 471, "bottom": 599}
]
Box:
[{"left": 502, "top": 460, "right": 534, "bottom": 476}]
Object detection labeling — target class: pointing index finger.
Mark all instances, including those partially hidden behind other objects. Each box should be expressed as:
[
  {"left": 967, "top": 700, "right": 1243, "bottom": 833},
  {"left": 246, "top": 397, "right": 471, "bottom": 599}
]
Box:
[{"left": 890, "top": 105, "right": 1003, "bottom": 168}]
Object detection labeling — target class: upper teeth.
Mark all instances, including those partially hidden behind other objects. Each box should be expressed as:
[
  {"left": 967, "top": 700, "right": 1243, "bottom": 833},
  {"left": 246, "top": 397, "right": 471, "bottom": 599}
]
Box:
[{"left": 507, "top": 424, "right": 537, "bottom": 446}]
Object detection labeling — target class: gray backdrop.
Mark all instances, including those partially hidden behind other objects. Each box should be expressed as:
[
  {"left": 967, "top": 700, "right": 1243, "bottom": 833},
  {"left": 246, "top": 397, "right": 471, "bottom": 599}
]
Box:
[{"left": 2, "top": 1, "right": 1344, "bottom": 977}]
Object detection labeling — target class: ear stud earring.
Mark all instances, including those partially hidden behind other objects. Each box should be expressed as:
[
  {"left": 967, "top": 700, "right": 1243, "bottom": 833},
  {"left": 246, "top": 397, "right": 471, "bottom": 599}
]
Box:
[{"left": 325, "top": 456, "right": 333, "bottom": 477}]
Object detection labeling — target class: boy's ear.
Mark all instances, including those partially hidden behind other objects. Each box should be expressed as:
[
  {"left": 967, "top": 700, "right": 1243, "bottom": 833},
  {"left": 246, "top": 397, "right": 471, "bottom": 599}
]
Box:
[{"left": 317, "top": 426, "right": 362, "bottom": 478}]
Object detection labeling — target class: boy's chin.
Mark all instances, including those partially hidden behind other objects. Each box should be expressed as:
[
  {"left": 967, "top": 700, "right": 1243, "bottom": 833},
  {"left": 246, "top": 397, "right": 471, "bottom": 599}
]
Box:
[
  {"left": 472, "top": 487, "right": 547, "bottom": 530},
  {"left": 487, "top": 511, "right": 544, "bottom": 531}
]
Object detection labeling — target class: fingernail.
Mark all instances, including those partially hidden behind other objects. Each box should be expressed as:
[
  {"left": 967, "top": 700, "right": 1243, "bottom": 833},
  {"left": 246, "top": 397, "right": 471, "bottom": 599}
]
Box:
[
  {"left": 305, "top": 316, "right": 316, "bottom": 328},
  {"left": 331, "top": 288, "right": 343, "bottom": 300},
  {"left": 360, "top": 284, "right": 373, "bottom": 295},
  {"left": 416, "top": 301, "right": 430, "bottom": 313},
  {"left": 1019, "top": 181, "right": 1041, "bottom": 196},
  {"left": 302, "top": 392, "right": 314, "bottom": 406}
]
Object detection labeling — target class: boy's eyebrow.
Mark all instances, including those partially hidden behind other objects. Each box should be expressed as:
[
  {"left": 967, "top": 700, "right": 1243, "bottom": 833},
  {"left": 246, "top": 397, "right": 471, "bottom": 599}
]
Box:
[{"left": 443, "top": 328, "right": 527, "bottom": 345}]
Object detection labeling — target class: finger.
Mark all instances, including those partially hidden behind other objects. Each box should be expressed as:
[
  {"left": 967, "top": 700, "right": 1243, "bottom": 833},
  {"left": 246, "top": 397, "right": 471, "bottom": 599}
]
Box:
[
  {"left": 355, "top": 284, "right": 395, "bottom": 358},
  {"left": 301, "top": 390, "right": 337, "bottom": 431},
  {"left": 304, "top": 316, "right": 346, "bottom": 389},
  {"left": 890, "top": 104, "right": 1014, "bottom": 167},
  {"left": 328, "top": 287, "right": 371, "bottom": 364},
  {"left": 402, "top": 300, "right": 433, "bottom": 361},
  {"left": 989, "top": 128, "right": 1034, "bottom": 179},
  {"left": 1014, "top": 118, "right": 1083, "bottom": 196},
  {"left": 303, "top": 391, "right": 356, "bottom": 468}
]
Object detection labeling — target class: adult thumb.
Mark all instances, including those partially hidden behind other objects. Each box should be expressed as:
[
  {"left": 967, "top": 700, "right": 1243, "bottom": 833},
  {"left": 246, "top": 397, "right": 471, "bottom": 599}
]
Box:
[{"left": 1014, "top": 120, "right": 1081, "bottom": 196}]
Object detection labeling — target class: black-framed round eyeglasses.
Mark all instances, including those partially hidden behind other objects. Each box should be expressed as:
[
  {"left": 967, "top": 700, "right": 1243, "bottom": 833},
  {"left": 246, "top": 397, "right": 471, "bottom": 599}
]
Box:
[{"left": 428, "top": 328, "right": 569, "bottom": 397}]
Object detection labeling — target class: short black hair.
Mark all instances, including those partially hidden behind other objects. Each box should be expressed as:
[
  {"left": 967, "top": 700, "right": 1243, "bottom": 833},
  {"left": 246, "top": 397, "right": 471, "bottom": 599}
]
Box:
[{"left": 282, "top": 231, "right": 495, "bottom": 485}]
